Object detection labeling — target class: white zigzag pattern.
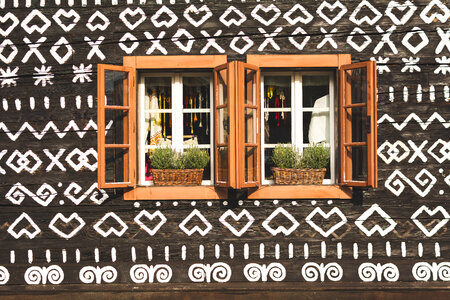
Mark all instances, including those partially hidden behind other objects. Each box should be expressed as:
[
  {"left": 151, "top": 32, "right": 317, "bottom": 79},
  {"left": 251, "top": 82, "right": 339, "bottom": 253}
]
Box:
[
  {"left": 377, "top": 112, "right": 450, "bottom": 131},
  {"left": 0, "top": 120, "right": 113, "bottom": 141}
]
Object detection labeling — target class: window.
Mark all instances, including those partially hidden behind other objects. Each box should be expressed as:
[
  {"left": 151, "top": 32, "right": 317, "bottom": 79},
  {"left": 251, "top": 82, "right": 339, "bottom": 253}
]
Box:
[{"left": 97, "top": 55, "right": 377, "bottom": 200}]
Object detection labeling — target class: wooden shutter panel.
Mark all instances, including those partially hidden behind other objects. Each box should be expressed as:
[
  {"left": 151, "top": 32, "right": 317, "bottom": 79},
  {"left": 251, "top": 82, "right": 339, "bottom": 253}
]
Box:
[
  {"left": 339, "top": 61, "right": 377, "bottom": 188},
  {"left": 97, "top": 64, "right": 136, "bottom": 189},
  {"left": 236, "top": 62, "right": 261, "bottom": 188},
  {"left": 214, "top": 62, "right": 237, "bottom": 188}
]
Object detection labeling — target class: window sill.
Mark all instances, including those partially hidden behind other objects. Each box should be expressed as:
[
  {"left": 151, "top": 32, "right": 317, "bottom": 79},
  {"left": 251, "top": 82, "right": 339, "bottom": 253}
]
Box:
[{"left": 124, "top": 185, "right": 352, "bottom": 200}]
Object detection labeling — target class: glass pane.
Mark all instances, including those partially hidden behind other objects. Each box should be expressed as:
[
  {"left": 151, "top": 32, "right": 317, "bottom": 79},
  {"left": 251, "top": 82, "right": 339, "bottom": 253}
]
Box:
[
  {"left": 264, "top": 112, "right": 291, "bottom": 144},
  {"left": 216, "top": 68, "right": 228, "bottom": 106},
  {"left": 144, "top": 77, "right": 172, "bottom": 144},
  {"left": 245, "top": 146, "right": 258, "bottom": 182},
  {"left": 145, "top": 113, "right": 172, "bottom": 145},
  {"left": 217, "top": 146, "right": 228, "bottom": 182},
  {"left": 264, "top": 148, "right": 275, "bottom": 180},
  {"left": 303, "top": 75, "right": 329, "bottom": 108},
  {"left": 346, "top": 107, "right": 367, "bottom": 143},
  {"left": 218, "top": 108, "right": 229, "bottom": 144},
  {"left": 304, "top": 108, "right": 330, "bottom": 145},
  {"left": 105, "top": 148, "right": 128, "bottom": 183},
  {"left": 245, "top": 108, "right": 257, "bottom": 144},
  {"left": 183, "top": 76, "right": 211, "bottom": 109},
  {"left": 264, "top": 76, "right": 291, "bottom": 108},
  {"left": 105, "top": 109, "right": 128, "bottom": 145},
  {"left": 345, "top": 68, "right": 367, "bottom": 104},
  {"left": 245, "top": 69, "right": 257, "bottom": 105},
  {"left": 105, "top": 70, "right": 128, "bottom": 106},
  {"left": 183, "top": 113, "right": 210, "bottom": 144},
  {"left": 348, "top": 146, "right": 367, "bottom": 181}
]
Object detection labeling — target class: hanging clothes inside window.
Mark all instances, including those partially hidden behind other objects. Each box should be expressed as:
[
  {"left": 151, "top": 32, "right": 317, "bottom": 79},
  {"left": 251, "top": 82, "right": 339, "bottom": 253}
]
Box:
[{"left": 308, "top": 94, "right": 330, "bottom": 144}]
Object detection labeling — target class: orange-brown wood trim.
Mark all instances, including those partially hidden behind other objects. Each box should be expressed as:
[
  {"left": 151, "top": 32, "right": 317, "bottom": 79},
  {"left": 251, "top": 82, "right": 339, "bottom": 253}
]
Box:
[
  {"left": 124, "top": 185, "right": 352, "bottom": 200},
  {"left": 123, "top": 55, "right": 227, "bottom": 69},
  {"left": 247, "top": 54, "right": 351, "bottom": 68}
]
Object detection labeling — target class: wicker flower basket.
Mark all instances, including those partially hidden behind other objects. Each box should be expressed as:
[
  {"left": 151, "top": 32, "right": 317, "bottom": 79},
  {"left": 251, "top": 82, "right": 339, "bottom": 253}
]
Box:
[
  {"left": 272, "top": 167, "right": 326, "bottom": 185},
  {"left": 151, "top": 169, "right": 204, "bottom": 186}
]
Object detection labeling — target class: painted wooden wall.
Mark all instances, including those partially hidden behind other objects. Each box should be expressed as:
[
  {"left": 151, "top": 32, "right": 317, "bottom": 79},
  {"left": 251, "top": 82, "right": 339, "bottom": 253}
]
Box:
[{"left": 0, "top": 0, "right": 449, "bottom": 295}]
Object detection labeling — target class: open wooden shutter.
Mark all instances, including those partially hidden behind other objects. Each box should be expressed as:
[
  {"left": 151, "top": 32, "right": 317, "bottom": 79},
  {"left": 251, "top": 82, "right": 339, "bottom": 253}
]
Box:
[
  {"left": 214, "top": 62, "right": 237, "bottom": 188},
  {"left": 339, "top": 61, "right": 377, "bottom": 188},
  {"left": 97, "top": 64, "right": 136, "bottom": 189},
  {"left": 236, "top": 62, "right": 261, "bottom": 188}
]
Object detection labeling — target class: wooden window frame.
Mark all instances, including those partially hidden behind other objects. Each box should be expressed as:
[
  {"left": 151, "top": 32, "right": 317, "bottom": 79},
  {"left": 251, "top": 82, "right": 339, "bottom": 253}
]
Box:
[{"left": 97, "top": 54, "right": 377, "bottom": 200}]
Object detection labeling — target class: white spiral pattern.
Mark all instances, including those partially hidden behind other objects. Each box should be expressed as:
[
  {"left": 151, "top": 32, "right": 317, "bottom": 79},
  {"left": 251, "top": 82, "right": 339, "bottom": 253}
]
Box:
[
  {"left": 243, "top": 264, "right": 263, "bottom": 282},
  {"left": 382, "top": 264, "right": 399, "bottom": 282},
  {"left": 154, "top": 265, "right": 172, "bottom": 283},
  {"left": 436, "top": 263, "right": 450, "bottom": 281},
  {"left": 79, "top": 266, "right": 117, "bottom": 284},
  {"left": 24, "top": 266, "right": 64, "bottom": 285},
  {"left": 130, "top": 265, "right": 149, "bottom": 283},
  {"left": 0, "top": 266, "right": 9, "bottom": 285},
  {"left": 358, "top": 263, "right": 399, "bottom": 282},
  {"left": 301, "top": 263, "right": 321, "bottom": 282},
  {"left": 100, "top": 267, "right": 117, "bottom": 283},
  {"left": 358, "top": 263, "right": 377, "bottom": 282},
  {"left": 188, "top": 263, "right": 231, "bottom": 283},
  {"left": 267, "top": 263, "right": 286, "bottom": 282},
  {"left": 412, "top": 263, "right": 433, "bottom": 281},
  {"left": 302, "top": 262, "right": 343, "bottom": 282},
  {"left": 210, "top": 263, "right": 232, "bottom": 283},
  {"left": 324, "top": 263, "right": 343, "bottom": 282},
  {"left": 189, "top": 264, "right": 208, "bottom": 282}
]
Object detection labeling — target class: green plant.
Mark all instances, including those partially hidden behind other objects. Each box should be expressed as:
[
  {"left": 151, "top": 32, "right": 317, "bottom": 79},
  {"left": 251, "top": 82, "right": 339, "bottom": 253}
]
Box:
[
  {"left": 272, "top": 144, "right": 300, "bottom": 169},
  {"left": 182, "top": 147, "right": 210, "bottom": 169},
  {"left": 150, "top": 147, "right": 178, "bottom": 169},
  {"left": 300, "top": 143, "right": 330, "bottom": 169}
]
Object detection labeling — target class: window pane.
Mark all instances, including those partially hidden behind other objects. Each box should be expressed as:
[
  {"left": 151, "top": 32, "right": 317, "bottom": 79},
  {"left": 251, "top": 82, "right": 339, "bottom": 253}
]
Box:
[
  {"left": 245, "top": 69, "right": 257, "bottom": 105},
  {"left": 346, "top": 107, "right": 367, "bottom": 143},
  {"left": 303, "top": 75, "right": 329, "bottom": 108},
  {"left": 264, "top": 148, "right": 275, "bottom": 180},
  {"left": 264, "top": 112, "right": 291, "bottom": 144},
  {"left": 345, "top": 68, "right": 367, "bottom": 104},
  {"left": 217, "top": 69, "right": 228, "bottom": 106},
  {"left": 217, "top": 146, "right": 228, "bottom": 182},
  {"left": 348, "top": 146, "right": 367, "bottom": 181},
  {"left": 218, "top": 108, "right": 229, "bottom": 144},
  {"left": 245, "top": 108, "right": 257, "bottom": 144},
  {"left": 304, "top": 108, "right": 330, "bottom": 145},
  {"left": 144, "top": 77, "right": 172, "bottom": 144},
  {"left": 264, "top": 76, "right": 291, "bottom": 108},
  {"left": 183, "top": 112, "right": 210, "bottom": 144},
  {"left": 105, "top": 148, "right": 128, "bottom": 183},
  {"left": 104, "top": 70, "right": 128, "bottom": 106},
  {"left": 105, "top": 109, "right": 128, "bottom": 145},
  {"left": 245, "top": 146, "right": 258, "bottom": 182},
  {"left": 183, "top": 76, "right": 211, "bottom": 109}
]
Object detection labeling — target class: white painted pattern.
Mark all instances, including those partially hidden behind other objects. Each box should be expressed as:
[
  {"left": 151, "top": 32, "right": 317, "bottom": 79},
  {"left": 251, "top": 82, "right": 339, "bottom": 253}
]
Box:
[
  {"left": 243, "top": 263, "right": 286, "bottom": 282},
  {"left": 49, "top": 213, "right": 86, "bottom": 239},
  {"left": 24, "top": 265, "right": 64, "bottom": 285},
  {"left": 93, "top": 212, "right": 128, "bottom": 237},
  {"left": 305, "top": 207, "right": 347, "bottom": 237},
  {"left": 411, "top": 206, "right": 450, "bottom": 237},
  {"left": 188, "top": 263, "right": 231, "bottom": 283},
  {"left": 134, "top": 210, "right": 167, "bottom": 236},
  {"left": 130, "top": 264, "right": 172, "bottom": 283},
  {"left": 354, "top": 204, "right": 397, "bottom": 237},
  {"left": 79, "top": 266, "right": 117, "bottom": 284},
  {"left": 358, "top": 263, "right": 399, "bottom": 282},
  {"left": 301, "top": 262, "right": 343, "bottom": 282},
  {"left": 219, "top": 209, "right": 255, "bottom": 237},
  {"left": 412, "top": 262, "right": 450, "bottom": 281},
  {"left": 385, "top": 169, "right": 436, "bottom": 197},
  {"left": 262, "top": 207, "right": 299, "bottom": 236},
  {"left": 179, "top": 209, "right": 212, "bottom": 236}
]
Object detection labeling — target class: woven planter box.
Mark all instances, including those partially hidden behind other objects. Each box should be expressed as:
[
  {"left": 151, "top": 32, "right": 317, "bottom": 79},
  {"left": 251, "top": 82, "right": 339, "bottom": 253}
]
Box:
[
  {"left": 151, "top": 169, "right": 204, "bottom": 186},
  {"left": 272, "top": 167, "right": 326, "bottom": 185}
]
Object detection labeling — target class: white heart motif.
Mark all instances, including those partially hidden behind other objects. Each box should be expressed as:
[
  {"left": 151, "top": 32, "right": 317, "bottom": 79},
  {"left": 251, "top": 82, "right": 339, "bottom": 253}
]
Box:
[
  {"left": 48, "top": 213, "right": 86, "bottom": 239},
  {"left": 52, "top": 9, "right": 81, "bottom": 32},
  {"left": 385, "top": 1, "right": 417, "bottom": 25},
  {"left": 219, "top": 209, "right": 255, "bottom": 237},
  {"left": 316, "top": 1, "right": 348, "bottom": 25},
  {"left": 0, "top": 12, "right": 19, "bottom": 37},
  {"left": 411, "top": 206, "right": 450, "bottom": 237},
  {"left": 119, "top": 7, "right": 147, "bottom": 30},
  {"left": 183, "top": 5, "right": 213, "bottom": 27},
  {"left": 251, "top": 4, "right": 281, "bottom": 26}
]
